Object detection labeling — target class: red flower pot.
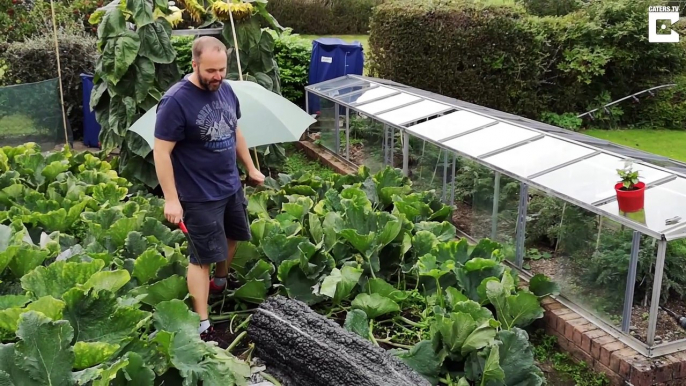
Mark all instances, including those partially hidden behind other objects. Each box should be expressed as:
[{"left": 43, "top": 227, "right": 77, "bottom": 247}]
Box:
[{"left": 615, "top": 181, "right": 645, "bottom": 213}]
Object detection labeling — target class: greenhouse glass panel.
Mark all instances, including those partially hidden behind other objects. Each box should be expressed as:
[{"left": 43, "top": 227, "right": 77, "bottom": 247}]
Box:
[
  {"left": 356, "top": 93, "right": 421, "bottom": 115},
  {"left": 483, "top": 136, "right": 596, "bottom": 178},
  {"left": 407, "top": 111, "right": 495, "bottom": 142},
  {"left": 346, "top": 113, "right": 388, "bottom": 173},
  {"left": 443, "top": 122, "right": 540, "bottom": 158},
  {"left": 376, "top": 100, "right": 451, "bottom": 125},
  {"left": 655, "top": 251, "right": 686, "bottom": 348},
  {"left": 323, "top": 82, "right": 375, "bottom": 99},
  {"left": 524, "top": 205, "right": 631, "bottom": 335},
  {"left": 311, "top": 96, "right": 338, "bottom": 153},
  {"left": 336, "top": 86, "right": 397, "bottom": 104},
  {"left": 532, "top": 153, "right": 673, "bottom": 205},
  {"left": 405, "top": 135, "right": 448, "bottom": 200},
  {"left": 311, "top": 77, "right": 367, "bottom": 95},
  {"left": 597, "top": 178, "right": 686, "bottom": 234}
]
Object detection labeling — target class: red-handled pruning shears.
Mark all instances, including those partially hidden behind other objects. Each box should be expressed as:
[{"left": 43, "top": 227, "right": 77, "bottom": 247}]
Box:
[{"left": 178, "top": 221, "right": 201, "bottom": 259}]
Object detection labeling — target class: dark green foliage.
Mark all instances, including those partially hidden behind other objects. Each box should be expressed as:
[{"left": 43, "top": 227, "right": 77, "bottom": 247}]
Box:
[
  {"left": 0, "top": 0, "right": 84, "bottom": 44},
  {"left": 583, "top": 232, "right": 686, "bottom": 311},
  {"left": 519, "top": 0, "right": 583, "bottom": 16},
  {"left": 369, "top": 0, "right": 686, "bottom": 127},
  {"left": 627, "top": 75, "right": 686, "bottom": 130},
  {"left": 0, "top": 31, "right": 98, "bottom": 139},
  {"left": 271, "top": 30, "right": 312, "bottom": 106},
  {"left": 525, "top": 194, "right": 597, "bottom": 253},
  {"left": 266, "top": 0, "right": 382, "bottom": 34},
  {"left": 171, "top": 36, "right": 193, "bottom": 75}
]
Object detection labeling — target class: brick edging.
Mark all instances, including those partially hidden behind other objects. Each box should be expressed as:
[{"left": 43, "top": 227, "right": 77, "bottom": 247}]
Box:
[
  {"left": 539, "top": 296, "right": 686, "bottom": 385},
  {"left": 295, "top": 140, "right": 358, "bottom": 175}
]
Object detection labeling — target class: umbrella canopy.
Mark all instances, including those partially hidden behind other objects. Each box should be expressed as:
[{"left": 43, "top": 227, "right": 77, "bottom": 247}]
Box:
[{"left": 128, "top": 79, "right": 316, "bottom": 150}]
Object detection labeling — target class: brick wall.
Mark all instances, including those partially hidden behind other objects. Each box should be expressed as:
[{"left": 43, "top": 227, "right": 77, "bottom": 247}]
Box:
[{"left": 540, "top": 296, "right": 686, "bottom": 386}]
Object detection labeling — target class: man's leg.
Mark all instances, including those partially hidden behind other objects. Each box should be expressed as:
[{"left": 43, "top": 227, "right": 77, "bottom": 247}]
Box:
[
  {"left": 187, "top": 262, "right": 211, "bottom": 328},
  {"left": 210, "top": 239, "right": 237, "bottom": 292},
  {"left": 211, "top": 190, "right": 251, "bottom": 292},
  {"left": 180, "top": 199, "right": 228, "bottom": 335}
]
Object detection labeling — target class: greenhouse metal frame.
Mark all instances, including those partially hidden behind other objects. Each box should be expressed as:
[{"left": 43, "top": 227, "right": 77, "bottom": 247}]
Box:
[{"left": 305, "top": 74, "right": 686, "bottom": 358}]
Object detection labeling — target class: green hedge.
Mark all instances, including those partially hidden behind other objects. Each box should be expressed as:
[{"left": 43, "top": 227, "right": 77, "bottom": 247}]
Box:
[
  {"left": 267, "top": 0, "right": 382, "bottom": 34},
  {"left": 519, "top": 0, "right": 582, "bottom": 16},
  {"left": 171, "top": 36, "right": 194, "bottom": 76},
  {"left": 271, "top": 30, "right": 312, "bottom": 107},
  {"left": 0, "top": 31, "right": 98, "bottom": 139},
  {"left": 630, "top": 75, "right": 686, "bottom": 130},
  {"left": 369, "top": 0, "right": 686, "bottom": 128}
]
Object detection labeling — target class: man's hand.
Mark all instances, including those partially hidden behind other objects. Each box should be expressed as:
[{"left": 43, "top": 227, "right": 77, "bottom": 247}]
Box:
[
  {"left": 248, "top": 167, "right": 265, "bottom": 185},
  {"left": 164, "top": 200, "right": 183, "bottom": 224}
]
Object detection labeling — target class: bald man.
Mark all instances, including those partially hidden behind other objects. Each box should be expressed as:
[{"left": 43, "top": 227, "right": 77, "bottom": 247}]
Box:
[{"left": 153, "top": 36, "right": 265, "bottom": 342}]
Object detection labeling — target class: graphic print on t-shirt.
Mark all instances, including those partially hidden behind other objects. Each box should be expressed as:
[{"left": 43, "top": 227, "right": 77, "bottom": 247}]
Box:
[{"left": 195, "top": 100, "right": 237, "bottom": 152}]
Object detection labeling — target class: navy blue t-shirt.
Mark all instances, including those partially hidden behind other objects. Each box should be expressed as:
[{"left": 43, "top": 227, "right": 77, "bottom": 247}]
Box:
[{"left": 154, "top": 77, "right": 242, "bottom": 203}]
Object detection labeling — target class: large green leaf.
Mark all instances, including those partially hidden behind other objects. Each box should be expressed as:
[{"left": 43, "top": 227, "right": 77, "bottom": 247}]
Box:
[
  {"left": 343, "top": 309, "right": 370, "bottom": 340},
  {"left": 496, "top": 328, "right": 546, "bottom": 386},
  {"left": 319, "top": 265, "right": 362, "bottom": 304},
  {"left": 126, "top": 0, "right": 154, "bottom": 26},
  {"left": 351, "top": 293, "right": 400, "bottom": 319},
  {"left": 74, "top": 341, "right": 120, "bottom": 370},
  {"left": 0, "top": 296, "right": 65, "bottom": 335},
  {"left": 276, "top": 259, "right": 322, "bottom": 305},
  {"left": 253, "top": 72, "right": 274, "bottom": 91},
  {"left": 132, "top": 249, "right": 169, "bottom": 284},
  {"left": 15, "top": 312, "right": 75, "bottom": 386},
  {"left": 62, "top": 288, "right": 151, "bottom": 344},
  {"left": 257, "top": 31, "right": 275, "bottom": 73},
  {"left": 486, "top": 281, "right": 544, "bottom": 330},
  {"left": 528, "top": 274, "right": 561, "bottom": 297},
  {"left": 481, "top": 345, "right": 505, "bottom": 385},
  {"left": 155, "top": 63, "right": 182, "bottom": 92},
  {"left": 137, "top": 20, "right": 176, "bottom": 64},
  {"left": 108, "top": 95, "right": 137, "bottom": 136},
  {"left": 97, "top": 8, "right": 127, "bottom": 39},
  {"left": 129, "top": 274, "right": 188, "bottom": 306},
  {"left": 393, "top": 340, "right": 444, "bottom": 385},
  {"left": 102, "top": 31, "right": 141, "bottom": 84}
]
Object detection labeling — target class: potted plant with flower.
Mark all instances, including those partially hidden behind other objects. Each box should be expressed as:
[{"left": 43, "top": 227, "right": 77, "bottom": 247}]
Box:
[{"left": 615, "top": 159, "right": 645, "bottom": 212}]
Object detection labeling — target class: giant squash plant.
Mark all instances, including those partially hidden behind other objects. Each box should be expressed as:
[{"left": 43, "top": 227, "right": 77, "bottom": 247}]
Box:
[
  {"left": 90, "top": 0, "right": 284, "bottom": 188},
  {"left": 89, "top": 0, "right": 181, "bottom": 187}
]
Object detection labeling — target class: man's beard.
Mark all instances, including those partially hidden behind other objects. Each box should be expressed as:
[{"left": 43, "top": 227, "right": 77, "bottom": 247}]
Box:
[{"left": 199, "top": 76, "right": 222, "bottom": 91}]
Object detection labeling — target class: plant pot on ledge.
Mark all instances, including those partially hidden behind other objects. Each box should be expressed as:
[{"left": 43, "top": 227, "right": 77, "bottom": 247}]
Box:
[
  {"left": 616, "top": 160, "right": 645, "bottom": 213},
  {"left": 615, "top": 181, "right": 645, "bottom": 212}
]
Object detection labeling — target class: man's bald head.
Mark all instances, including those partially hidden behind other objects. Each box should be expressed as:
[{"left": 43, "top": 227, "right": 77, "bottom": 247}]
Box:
[
  {"left": 192, "top": 36, "right": 228, "bottom": 63},
  {"left": 191, "top": 36, "right": 228, "bottom": 91}
]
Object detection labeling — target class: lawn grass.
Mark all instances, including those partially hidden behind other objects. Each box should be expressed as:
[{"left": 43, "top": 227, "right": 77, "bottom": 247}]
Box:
[{"left": 582, "top": 128, "right": 686, "bottom": 162}]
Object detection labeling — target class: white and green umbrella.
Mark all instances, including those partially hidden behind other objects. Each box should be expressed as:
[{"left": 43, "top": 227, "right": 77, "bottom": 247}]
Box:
[{"left": 128, "top": 79, "right": 315, "bottom": 150}]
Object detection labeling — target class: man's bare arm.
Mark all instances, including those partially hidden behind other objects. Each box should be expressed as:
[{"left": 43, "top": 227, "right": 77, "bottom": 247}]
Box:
[
  {"left": 235, "top": 127, "right": 257, "bottom": 173},
  {"left": 154, "top": 138, "right": 183, "bottom": 223}
]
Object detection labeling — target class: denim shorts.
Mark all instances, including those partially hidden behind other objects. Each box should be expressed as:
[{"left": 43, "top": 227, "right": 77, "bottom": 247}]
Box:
[{"left": 180, "top": 190, "right": 251, "bottom": 265}]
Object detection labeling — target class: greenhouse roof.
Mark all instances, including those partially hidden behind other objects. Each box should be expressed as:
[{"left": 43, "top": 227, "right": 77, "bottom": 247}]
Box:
[{"left": 306, "top": 75, "right": 686, "bottom": 241}]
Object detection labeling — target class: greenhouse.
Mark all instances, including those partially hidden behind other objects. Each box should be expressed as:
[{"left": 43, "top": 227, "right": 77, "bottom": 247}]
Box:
[{"left": 305, "top": 74, "right": 686, "bottom": 358}]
